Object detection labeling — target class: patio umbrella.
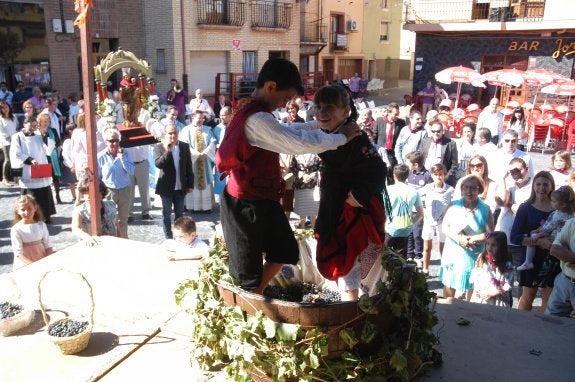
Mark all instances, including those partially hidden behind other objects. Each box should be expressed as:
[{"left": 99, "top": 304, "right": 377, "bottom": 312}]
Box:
[
  {"left": 484, "top": 68, "right": 525, "bottom": 88},
  {"left": 522, "top": 69, "right": 571, "bottom": 107},
  {"left": 540, "top": 80, "right": 575, "bottom": 139},
  {"left": 435, "top": 65, "right": 485, "bottom": 108},
  {"left": 484, "top": 68, "right": 525, "bottom": 107}
]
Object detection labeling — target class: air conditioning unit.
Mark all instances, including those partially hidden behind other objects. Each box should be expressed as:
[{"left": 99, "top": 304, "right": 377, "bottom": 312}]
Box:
[
  {"left": 347, "top": 19, "right": 359, "bottom": 32},
  {"left": 380, "top": 34, "right": 388, "bottom": 41}
]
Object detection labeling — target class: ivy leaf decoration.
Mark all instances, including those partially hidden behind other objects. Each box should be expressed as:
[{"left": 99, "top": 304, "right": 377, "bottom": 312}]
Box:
[
  {"left": 358, "top": 294, "right": 379, "bottom": 314},
  {"left": 339, "top": 327, "right": 359, "bottom": 349},
  {"left": 275, "top": 322, "right": 300, "bottom": 342},
  {"left": 263, "top": 319, "right": 277, "bottom": 339},
  {"left": 390, "top": 349, "right": 408, "bottom": 372}
]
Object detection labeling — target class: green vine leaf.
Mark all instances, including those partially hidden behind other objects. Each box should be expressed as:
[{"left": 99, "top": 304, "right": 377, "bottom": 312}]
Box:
[
  {"left": 176, "top": 237, "right": 441, "bottom": 381},
  {"left": 358, "top": 294, "right": 378, "bottom": 314},
  {"left": 276, "top": 322, "right": 300, "bottom": 342},
  {"left": 390, "top": 349, "right": 408, "bottom": 372},
  {"left": 339, "top": 327, "right": 359, "bottom": 349}
]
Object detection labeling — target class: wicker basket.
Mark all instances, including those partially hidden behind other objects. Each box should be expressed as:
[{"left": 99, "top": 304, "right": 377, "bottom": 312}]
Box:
[
  {"left": 0, "top": 275, "right": 35, "bottom": 336},
  {"left": 0, "top": 306, "right": 35, "bottom": 336},
  {"left": 38, "top": 271, "right": 94, "bottom": 355}
]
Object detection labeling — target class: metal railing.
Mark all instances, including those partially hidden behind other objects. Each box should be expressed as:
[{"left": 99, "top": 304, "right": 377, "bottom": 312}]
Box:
[
  {"left": 301, "top": 21, "right": 327, "bottom": 43},
  {"left": 404, "top": 0, "right": 545, "bottom": 24},
  {"left": 215, "top": 71, "right": 323, "bottom": 101},
  {"left": 250, "top": 0, "right": 293, "bottom": 29},
  {"left": 196, "top": 0, "right": 246, "bottom": 26}
]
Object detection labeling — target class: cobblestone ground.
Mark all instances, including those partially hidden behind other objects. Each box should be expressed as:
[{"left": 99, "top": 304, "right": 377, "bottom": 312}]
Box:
[{"left": 0, "top": 184, "right": 219, "bottom": 275}]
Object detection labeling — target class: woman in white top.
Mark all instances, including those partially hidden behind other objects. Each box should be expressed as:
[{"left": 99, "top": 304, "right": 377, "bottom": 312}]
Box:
[
  {"left": 455, "top": 121, "right": 478, "bottom": 181},
  {"left": 0, "top": 100, "right": 18, "bottom": 186},
  {"left": 10, "top": 114, "right": 56, "bottom": 223},
  {"left": 508, "top": 107, "right": 528, "bottom": 152}
]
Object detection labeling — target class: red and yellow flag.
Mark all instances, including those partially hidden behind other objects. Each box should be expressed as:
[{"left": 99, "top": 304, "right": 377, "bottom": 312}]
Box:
[{"left": 74, "top": 0, "right": 93, "bottom": 27}]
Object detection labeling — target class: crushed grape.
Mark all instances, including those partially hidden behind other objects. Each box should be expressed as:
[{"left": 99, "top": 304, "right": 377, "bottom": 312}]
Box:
[
  {"left": 0, "top": 301, "right": 23, "bottom": 319},
  {"left": 263, "top": 283, "right": 341, "bottom": 304}
]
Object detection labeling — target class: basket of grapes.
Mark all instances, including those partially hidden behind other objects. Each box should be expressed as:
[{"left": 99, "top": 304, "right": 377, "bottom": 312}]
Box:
[
  {"left": 38, "top": 271, "right": 94, "bottom": 355},
  {"left": 0, "top": 301, "right": 35, "bottom": 336},
  {"left": 0, "top": 275, "right": 35, "bottom": 336}
]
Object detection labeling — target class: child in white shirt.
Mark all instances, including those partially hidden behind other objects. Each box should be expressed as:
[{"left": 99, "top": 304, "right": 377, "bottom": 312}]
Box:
[{"left": 164, "top": 215, "right": 209, "bottom": 260}]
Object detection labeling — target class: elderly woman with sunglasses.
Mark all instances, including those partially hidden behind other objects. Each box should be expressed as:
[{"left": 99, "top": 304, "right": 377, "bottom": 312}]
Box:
[
  {"left": 453, "top": 155, "right": 497, "bottom": 213},
  {"left": 439, "top": 174, "right": 494, "bottom": 300}
]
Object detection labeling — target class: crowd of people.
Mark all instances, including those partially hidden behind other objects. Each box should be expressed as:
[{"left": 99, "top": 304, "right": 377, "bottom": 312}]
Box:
[{"left": 3, "top": 65, "right": 575, "bottom": 318}]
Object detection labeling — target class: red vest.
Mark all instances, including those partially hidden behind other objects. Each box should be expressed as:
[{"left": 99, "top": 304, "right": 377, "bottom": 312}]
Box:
[{"left": 215, "top": 99, "right": 284, "bottom": 202}]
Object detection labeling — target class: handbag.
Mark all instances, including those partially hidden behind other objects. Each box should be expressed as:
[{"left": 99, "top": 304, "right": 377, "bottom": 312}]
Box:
[
  {"left": 10, "top": 167, "right": 23, "bottom": 178},
  {"left": 535, "top": 255, "right": 561, "bottom": 288},
  {"left": 31, "top": 163, "right": 53, "bottom": 179}
]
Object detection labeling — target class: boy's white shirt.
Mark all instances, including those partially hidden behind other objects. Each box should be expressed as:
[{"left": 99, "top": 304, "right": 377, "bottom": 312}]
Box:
[{"left": 163, "top": 236, "right": 209, "bottom": 260}]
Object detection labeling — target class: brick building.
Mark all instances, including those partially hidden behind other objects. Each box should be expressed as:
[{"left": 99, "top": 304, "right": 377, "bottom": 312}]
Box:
[
  {"left": 142, "top": 0, "right": 300, "bottom": 99},
  {"left": 0, "top": 0, "right": 145, "bottom": 97}
]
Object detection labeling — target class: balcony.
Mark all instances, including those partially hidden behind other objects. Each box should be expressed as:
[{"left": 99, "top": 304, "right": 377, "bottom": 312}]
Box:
[
  {"left": 301, "top": 21, "right": 327, "bottom": 44},
  {"left": 330, "top": 33, "right": 347, "bottom": 52},
  {"left": 251, "top": 0, "right": 293, "bottom": 29},
  {"left": 196, "top": 0, "right": 246, "bottom": 27},
  {"left": 404, "top": 0, "right": 545, "bottom": 24}
]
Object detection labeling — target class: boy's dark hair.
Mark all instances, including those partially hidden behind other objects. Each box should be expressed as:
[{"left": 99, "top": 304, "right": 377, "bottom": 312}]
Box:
[
  {"left": 174, "top": 215, "right": 197, "bottom": 234},
  {"left": 431, "top": 163, "right": 446, "bottom": 175},
  {"left": 406, "top": 151, "right": 425, "bottom": 167},
  {"left": 256, "top": 58, "right": 304, "bottom": 95},
  {"left": 24, "top": 114, "right": 38, "bottom": 124},
  {"left": 393, "top": 164, "right": 410, "bottom": 182},
  {"left": 477, "top": 127, "right": 491, "bottom": 141}
]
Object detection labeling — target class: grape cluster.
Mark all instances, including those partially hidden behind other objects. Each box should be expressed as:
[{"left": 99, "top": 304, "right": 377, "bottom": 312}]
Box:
[
  {"left": 0, "top": 301, "right": 23, "bottom": 319},
  {"left": 48, "top": 319, "right": 89, "bottom": 337},
  {"left": 263, "top": 283, "right": 341, "bottom": 304}
]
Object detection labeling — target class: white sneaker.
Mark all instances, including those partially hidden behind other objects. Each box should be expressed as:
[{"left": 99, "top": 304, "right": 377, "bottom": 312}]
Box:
[
  {"left": 414, "top": 258, "right": 423, "bottom": 268},
  {"left": 517, "top": 262, "right": 534, "bottom": 271}
]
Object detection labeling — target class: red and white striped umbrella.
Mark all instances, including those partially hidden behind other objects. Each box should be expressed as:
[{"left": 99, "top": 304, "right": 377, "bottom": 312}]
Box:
[
  {"left": 541, "top": 80, "right": 575, "bottom": 139},
  {"left": 484, "top": 68, "right": 525, "bottom": 87},
  {"left": 541, "top": 80, "right": 575, "bottom": 96},
  {"left": 523, "top": 69, "right": 570, "bottom": 86},
  {"left": 435, "top": 66, "right": 485, "bottom": 108}
]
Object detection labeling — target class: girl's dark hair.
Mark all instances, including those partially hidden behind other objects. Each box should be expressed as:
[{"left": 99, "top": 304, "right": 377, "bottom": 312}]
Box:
[
  {"left": 313, "top": 84, "right": 358, "bottom": 121},
  {"left": 462, "top": 121, "right": 476, "bottom": 141},
  {"left": 76, "top": 177, "right": 109, "bottom": 204},
  {"left": 0, "top": 101, "right": 14, "bottom": 120},
  {"left": 510, "top": 106, "right": 526, "bottom": 130},
  {"left": 479, "top": 231, "right": 511, "bottom": 274},
  {"left": 551, "top": 186, "right": 575, "bottom": 214}
]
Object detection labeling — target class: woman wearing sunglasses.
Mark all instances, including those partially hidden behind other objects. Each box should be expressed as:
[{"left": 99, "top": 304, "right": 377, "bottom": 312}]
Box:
[{"left": 453, "top": 155, "right": 497, "bottom": 214}]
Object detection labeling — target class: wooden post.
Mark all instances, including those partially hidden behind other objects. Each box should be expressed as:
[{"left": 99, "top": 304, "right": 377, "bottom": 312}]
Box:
[{"left": 78, "top": 4, "right": 102, "bottom": 235}]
